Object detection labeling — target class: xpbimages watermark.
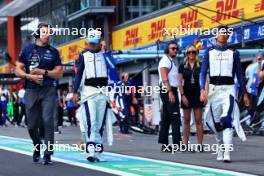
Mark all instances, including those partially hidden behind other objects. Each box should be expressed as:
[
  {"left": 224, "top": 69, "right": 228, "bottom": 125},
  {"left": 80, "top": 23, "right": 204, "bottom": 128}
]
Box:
[
  {"left": 31, "top": 25, "right": 102, "bottom": 38},
  {"left": 97, "top": 84, "right": 167, "bottom": 96},
  {"left": 32, "top": 141, "right": 103, "bottom": 154},
  {"left": 162, "top": 142, "right": 234, "bottom": 154},
  {"left": 163, "top": 25, "right": 233, "bottom": 37}
]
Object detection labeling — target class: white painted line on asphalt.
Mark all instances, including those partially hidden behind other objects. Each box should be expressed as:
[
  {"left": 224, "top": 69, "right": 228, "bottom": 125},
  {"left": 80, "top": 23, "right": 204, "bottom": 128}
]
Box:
[
  {"left": 104, "top": 152, "right": 257, "bottom": 176},
  {"left": 0, "top": 135, "right": 257, "bottom": 176},
  {"left": 0, "top": 145, "right": 139, "bottom": 176}
]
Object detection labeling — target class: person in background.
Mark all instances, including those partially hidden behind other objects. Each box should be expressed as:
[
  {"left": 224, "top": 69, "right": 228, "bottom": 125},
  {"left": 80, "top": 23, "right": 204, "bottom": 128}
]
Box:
[
  {"left": 57, "top": 89, "right": 64, "bottom": 128},
  {"left": 17, "top": 88, "right": 27, "bottom": 127},
  {"left": 244, "top": 52, "right": 264, "bottom": 126},
  {"left": 100, "top": 40, "right": 107, "bottom": 52},
  {"left": 117, "top": 73, "right": 132, "bottom": 134},
  {"left": 7, "top": 90, "right": 14, "bottom": 125},
  {"left": 12, "top": 90, "right": 19, "bottom": 127},
  {"left": 0, "top": 88, "right": 8, "bottom": 127},
  {"left": 0, "top": 92, "right": 2, "bottom": 126},
  {"left": 62, "top": 90, "right": 68, "bottom": 125},
  {"left": 158, "top": 41, "right": 182, "bottom": 152},
  {"left": 257, "top": 52, "right": 264, "bottom": 82},
  {"left": 66, "top": 85, "right": 77, "bottom": 126},
  {"left": 130, "top": 84, "right": 139, "bottom": 126},
  {"left": 178, "top": 45, "right": 204, "bottom": 151},
  {"left": 256, "top": 52, "right": 264, "bottom": 130},
  {"left": 54, "top": 81, "right": 62, "bottom": 134}
]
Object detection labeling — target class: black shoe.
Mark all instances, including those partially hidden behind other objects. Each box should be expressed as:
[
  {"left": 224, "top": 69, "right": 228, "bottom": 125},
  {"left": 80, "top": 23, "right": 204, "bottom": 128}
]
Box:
[
  {"left": 223, "top": 160, "right": 232, "bottom": 163},
  {"left": 197, "top": 144, "right": 204, "bottom": 152},
  {"left": 87, "top": 156, "right": 95, "bottom": 162},
  {"left": 33, "top": 150, "right": 40, "bottom": 163},
  {"left": 43, "top": 154, "right": 52, "bottom": 165},
  {"left": 124, "top": 131, "right": 133, "bottom": 134},
  {"left": 87, "top": 156, "right": 100, "bottom": 162},
  {"left": 188, "top": 146, "right": 196, "bottom": 153}
]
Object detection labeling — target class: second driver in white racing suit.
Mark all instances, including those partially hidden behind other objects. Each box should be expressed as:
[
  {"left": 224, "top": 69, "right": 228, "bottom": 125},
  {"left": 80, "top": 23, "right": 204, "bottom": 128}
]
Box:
[{"left": 200, "top": 25, "right": 250, "bottom": 163}]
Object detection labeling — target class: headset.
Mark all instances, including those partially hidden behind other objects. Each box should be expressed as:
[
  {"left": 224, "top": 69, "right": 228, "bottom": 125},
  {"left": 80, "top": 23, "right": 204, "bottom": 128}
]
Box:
[
  {"left": 164, "top": 41, "right": 179, "bottom": 54},
  {"left": 33, "top": 23, "right": 52, "bottom": 39}
]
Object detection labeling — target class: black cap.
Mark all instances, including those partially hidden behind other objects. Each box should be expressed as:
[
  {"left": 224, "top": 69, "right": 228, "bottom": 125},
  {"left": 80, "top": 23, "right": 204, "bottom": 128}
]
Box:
[{"left": 217, "top": 25, "right": 229, "bottom": 31}]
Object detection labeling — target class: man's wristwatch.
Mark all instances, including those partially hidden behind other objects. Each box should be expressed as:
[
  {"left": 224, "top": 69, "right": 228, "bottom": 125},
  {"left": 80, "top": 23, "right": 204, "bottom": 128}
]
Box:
[{"left": 44, "top": 70, "right": 48, "bottom": 77}]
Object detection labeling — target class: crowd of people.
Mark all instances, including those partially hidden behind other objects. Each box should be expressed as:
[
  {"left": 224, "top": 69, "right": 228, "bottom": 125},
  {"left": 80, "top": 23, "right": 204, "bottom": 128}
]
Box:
[
  {"left": 0, "top": 75, "right": 144, "bottom": 135},
  {"left": 0, "top": 87, "right": 26, "bottom": 127},
  {"left": 0, "top": 85, "right": 77, "bottom": 129}
]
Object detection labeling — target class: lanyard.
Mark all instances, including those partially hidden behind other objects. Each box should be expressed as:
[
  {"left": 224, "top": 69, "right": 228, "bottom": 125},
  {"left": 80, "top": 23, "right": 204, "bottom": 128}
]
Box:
[
  {"left": 189, "top": 63, "right": 196, "bottom": 84},
  {"left": 167, "top": 55, "right": 177, "bottom": 72}
]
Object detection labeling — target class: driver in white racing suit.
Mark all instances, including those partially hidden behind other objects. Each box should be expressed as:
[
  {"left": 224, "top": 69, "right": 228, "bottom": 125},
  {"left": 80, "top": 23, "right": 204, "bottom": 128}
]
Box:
[
  {"left": 73, "top": 29, "right": 112, "bottom": 162},
  {"left": 200, "top": 25, "right": 250, "bottom": 163}
]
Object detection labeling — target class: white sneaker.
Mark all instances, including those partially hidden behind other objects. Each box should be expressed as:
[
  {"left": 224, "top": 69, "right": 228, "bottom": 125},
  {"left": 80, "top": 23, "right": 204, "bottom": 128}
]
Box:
[
  {"left": 223, "top": 151, "right": 231, "bottom": 163},
  {"left": 217, "top": 150, "right": 224, "bottom": 161}
]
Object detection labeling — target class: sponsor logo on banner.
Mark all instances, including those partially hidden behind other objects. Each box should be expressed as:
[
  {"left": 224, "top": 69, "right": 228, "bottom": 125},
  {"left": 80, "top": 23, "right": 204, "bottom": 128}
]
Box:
[
  {"left": 180, "top": 9, "right": 201, "bottom": 28},
  {"left": 258, "top": 25, "right": 264, "bottom": 36},
  {"left": 244, "top": 28, "right": 250, "bottom": 40},
  {"left": 124, "top": 27, "right": 142, "bottom": 47},
  {"left": 57, "top": 39, "right": 87, "bottom": 63},
  {"left": 255, "top": 0, "right": 264, "bottom": 12},
  {"left": 212, "top": 0, "right": 244, "bottom": 23},
  {"left": 148, "top": 19, "right": 166, "bottom": 41},
  {"left": 68, "top": 45, "right": 79, "bottom": 61},
  {"left": 112, "top": 0, "right": 264, "bottom": 50}
]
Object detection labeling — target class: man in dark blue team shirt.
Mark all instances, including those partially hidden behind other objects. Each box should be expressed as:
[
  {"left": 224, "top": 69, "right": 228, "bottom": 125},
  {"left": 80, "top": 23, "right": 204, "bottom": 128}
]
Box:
[{"left": 16, "top": 23, "right": 63, "bottom": 165}]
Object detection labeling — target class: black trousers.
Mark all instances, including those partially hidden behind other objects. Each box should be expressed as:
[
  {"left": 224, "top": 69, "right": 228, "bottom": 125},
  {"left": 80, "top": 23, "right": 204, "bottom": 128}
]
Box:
[
  {"left": 119, "top": 114, "right": 130, "bottom": 133},
  {"left": 67, "top": 107, "right": 76, "bottom": 125},
  {"left": 12, "top": 103, "right": 19, "bottom": 124},
  {"left": 16, "top": 103, "right": 26, "bottom": 126},
  {"left": 53, "top": 102, "right": 59, "bottom": 131},
  {"left": 158, "top": 87, "right": 182, "bottom": 145},
  {"left": 57, "top": 105, "right": 64, "bottom": 127},
  {"left": 25, "top": 87, "right": 56, "bottom": 155},
  {"left": 0, "top": 105, "right": 2, "bottom": 125}
]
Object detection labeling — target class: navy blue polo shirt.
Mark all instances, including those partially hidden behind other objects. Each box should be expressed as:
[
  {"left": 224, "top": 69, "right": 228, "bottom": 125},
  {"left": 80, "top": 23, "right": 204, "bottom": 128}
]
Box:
[{"left": 18, "top": 43, "right": 62, "bottom": 89}]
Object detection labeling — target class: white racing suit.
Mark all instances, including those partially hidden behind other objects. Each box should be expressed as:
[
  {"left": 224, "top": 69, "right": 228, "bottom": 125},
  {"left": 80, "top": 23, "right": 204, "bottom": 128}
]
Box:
[
  {"left": 200, "top": 45, "right": 247, "bottom": 162},
  {"left": 74, "top": 49, "right": 115, "bottom": 162}
]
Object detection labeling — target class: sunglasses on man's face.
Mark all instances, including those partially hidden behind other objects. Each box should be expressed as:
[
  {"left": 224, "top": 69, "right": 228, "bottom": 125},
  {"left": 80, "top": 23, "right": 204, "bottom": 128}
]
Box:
[
  {"left": 187, "top": 50, "right": 196, "bottom": 54},
  {"left": 169, "top": 47, "right": 178, "bottom": 51}
]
